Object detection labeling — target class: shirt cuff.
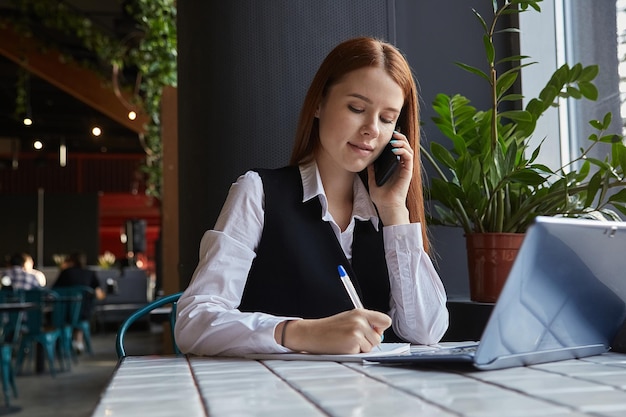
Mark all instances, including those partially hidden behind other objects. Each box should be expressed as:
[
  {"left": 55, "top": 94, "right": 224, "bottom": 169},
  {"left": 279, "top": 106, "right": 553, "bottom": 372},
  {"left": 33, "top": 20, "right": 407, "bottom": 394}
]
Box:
[{"left": 383, "top": 222, "right": 423, "bottom": 249}]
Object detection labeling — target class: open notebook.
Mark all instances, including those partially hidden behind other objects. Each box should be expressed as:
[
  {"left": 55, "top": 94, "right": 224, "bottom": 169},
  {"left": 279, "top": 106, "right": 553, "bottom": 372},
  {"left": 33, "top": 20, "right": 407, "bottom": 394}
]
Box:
[
  {"left": 243, "top": 343, "right": 410, "bottom": 362},
  {"left": 367, "top": 216, "right": 626, "bottom": 370}
]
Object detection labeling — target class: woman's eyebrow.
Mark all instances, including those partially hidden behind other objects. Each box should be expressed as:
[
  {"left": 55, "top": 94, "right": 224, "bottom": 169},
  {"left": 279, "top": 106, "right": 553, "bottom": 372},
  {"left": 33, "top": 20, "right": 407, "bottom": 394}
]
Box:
[{"left": 348, "top": 93, "right": 372, "bottom": 103}]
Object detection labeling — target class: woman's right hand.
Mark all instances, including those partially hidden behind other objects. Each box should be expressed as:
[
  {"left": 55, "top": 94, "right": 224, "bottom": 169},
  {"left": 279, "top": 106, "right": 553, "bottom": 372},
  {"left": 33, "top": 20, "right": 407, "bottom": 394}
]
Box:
[{"left": 279, "top": 309, "right": 392, "bottom": 354}]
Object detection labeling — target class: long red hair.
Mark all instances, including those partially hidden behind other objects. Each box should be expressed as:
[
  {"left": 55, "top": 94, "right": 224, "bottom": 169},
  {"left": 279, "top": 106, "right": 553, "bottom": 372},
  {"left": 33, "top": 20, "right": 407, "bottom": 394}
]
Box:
[{"left": 289, "top": 37, "right": 429, "bottom": 252}]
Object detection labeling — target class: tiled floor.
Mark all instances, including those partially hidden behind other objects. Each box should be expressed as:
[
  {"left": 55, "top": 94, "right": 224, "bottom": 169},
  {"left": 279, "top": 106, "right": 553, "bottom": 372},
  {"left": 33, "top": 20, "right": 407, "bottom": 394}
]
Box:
[{"left": 7, "top": 325, "right": 164, "bottom": 417}]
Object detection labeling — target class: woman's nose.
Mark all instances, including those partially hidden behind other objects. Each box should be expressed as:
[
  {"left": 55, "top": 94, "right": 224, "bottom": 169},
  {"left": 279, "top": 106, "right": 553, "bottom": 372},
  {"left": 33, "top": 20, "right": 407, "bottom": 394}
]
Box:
[{"left": 360, "top": 118, "right": 380, "bottom": 138}]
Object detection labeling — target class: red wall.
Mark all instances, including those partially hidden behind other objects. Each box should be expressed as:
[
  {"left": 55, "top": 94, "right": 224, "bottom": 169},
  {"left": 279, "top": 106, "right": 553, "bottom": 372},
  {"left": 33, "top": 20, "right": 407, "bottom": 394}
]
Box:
[{"left": 98, "top": 193, "right": 161, "bottom": 273}]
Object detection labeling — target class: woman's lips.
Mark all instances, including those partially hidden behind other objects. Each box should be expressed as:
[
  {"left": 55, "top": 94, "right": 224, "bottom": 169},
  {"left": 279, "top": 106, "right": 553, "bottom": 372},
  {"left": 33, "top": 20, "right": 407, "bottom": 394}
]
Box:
[{"left": 348, "top": 142, "right": 374, "bottom": 156}]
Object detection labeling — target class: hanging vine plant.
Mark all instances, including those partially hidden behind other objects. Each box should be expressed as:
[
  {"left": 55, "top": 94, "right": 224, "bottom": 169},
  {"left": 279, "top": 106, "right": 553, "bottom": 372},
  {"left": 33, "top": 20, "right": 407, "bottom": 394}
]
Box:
[
  {"left": 6, "top": 0, "right": 177, "bottom": 199},
  {"left": 14, "top": 67, "right": 30, "bottom": 120}
]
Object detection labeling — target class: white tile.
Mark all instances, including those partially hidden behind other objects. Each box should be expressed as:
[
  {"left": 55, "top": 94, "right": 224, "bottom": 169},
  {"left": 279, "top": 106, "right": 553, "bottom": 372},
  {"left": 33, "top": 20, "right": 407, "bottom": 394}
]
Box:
[
  {"left": 582, "top": 352, "right": 626, "bottom": 365},
  {"left": 470, "top": 366, "right": 550, "bottom": 382},
  {"left": 546, "top": 389, "right": 626, "bottom": 413},
  {"left": 492, "top": 373, "right": 612, "bottom": 394},
  {"left": 599, "top": 411, "right": 626, "bottom": 417},
  {"left": 575, "top": 372, "right": 626, "bottom": 389},
  {"left": 533, "top": 361, "right": 626, "bottom": 377},
  {"left": 192, "top": 358, "right": 326, "bottom": 417},
  {"left": 401, "top": 378, "right": 507, "bottom": 400},
  {"left": 92, "top": 397, "right": 205, "bottom": 417},
  {"left": 327, "top": 396, "right": 455, "bottom": 417},
  {"left": 444, "top": 394, "right": 567, "bottom": 417}
]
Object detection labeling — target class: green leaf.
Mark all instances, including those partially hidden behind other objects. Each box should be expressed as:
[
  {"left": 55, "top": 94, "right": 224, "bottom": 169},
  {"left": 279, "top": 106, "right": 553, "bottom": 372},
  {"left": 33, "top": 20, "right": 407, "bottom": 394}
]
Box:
[
  {"left": 500, "top": 94, "right": 525, "bottom": 102},
  {"left": 471, "top": 8, "right": 489, "bottom": 33},
  {"left": 608, "top": 189, "right": 626, "bottom": 203},
  {"left": 578, "top": 81, "right": 598, "bottom": 100},
  {"left": 431, "top": 142, "right": 457, "bottom": 169},
  {"left": 618, "top": 143, "right": 626, "bottom": 172},
  {"left": 586, "top": 157, "right": 612, "bottom": 170},
  {"left": 569, "top": 62, "right": 582, "bottom": 80},
  {"left": 496, "top": 72, "right": 518, "bottom": 98},
  {"left": 565, "top": 86, "right": 582, "bottom": 99},
  {"left": 455, "top": 62, "right": 491, "bottom": 83},
  {"left": 530, "top": 163, "right": 554, "bottom": 174},
  {"left": 525, "top": 98, "right": 546, "bottom": 119},
  {"left": 538, "top": 85, "right": 557, "bottom": 106},
  {"left": 483, "top": 34, "right": 495, "bottom": 64},
  {"left": 575, "top": 160, "right": 591, "bottom": 182},
  {"left": 498, "top": 110, "right": 533, "bottom": 122},
  {"left": 508, "top": 169, "right": 546, "bottom": 185},
  {"left": 588, "top": 120, "right": 604, "bottom": 130},
  {"left": 497, "top": 55, "right": 532, "bottom": 64},
  {"left": 578, "top": 64, "right": 599, "bottom": 82},
  {"left": 599, "top": 134, "right": 621, "bottom": 144},
  {"left": 584, "top": 172, "right": 602, "bottom": 207}
]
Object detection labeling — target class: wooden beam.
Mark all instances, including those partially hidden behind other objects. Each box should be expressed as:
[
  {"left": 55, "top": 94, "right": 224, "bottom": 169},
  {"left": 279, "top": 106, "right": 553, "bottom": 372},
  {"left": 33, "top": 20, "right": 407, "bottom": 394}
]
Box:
[
  {"left": 161, "top": 85, "right": 179, "bottom": 294},
  {"left": 0, "top": 24, "right": 148, "bottom": 134}
]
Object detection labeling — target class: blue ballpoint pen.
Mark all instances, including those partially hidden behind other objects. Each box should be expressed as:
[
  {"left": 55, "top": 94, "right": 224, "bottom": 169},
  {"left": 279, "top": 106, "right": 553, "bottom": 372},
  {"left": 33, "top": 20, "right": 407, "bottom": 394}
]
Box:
[
  {"left": 338, "top": 265, "right": 364, "bottom": 309},
  {"left": 338, "top": 265, "right": 384, "bottom": 349}
]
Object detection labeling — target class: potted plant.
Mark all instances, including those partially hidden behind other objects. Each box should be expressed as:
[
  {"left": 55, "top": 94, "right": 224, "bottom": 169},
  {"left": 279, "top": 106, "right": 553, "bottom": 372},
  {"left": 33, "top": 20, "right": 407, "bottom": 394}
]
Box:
[{"left": 421, "top": 0, "right": 626, "bottom": 302}]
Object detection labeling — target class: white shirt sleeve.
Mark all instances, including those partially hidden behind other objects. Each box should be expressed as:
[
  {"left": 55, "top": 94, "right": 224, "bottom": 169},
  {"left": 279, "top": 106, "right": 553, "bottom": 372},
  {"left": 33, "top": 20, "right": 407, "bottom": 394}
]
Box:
[
  {"left": 175, "top": 171, "right": 296, "bottom": 356},
  {"left": 384, "top": 223, "right": 449, "bottom": 345}
]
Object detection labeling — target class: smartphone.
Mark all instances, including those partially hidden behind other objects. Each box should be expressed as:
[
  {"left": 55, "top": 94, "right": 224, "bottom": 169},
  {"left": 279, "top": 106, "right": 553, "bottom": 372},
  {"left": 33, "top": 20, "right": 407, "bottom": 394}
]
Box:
[{"left": 373, "top": 140, "right": 400, "bottom": 186}]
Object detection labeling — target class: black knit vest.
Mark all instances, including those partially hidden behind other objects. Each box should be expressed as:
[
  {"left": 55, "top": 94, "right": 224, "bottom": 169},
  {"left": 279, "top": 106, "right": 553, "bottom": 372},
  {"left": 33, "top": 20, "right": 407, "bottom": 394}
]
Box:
[{"left": 239, "top": 166, "right": 391, "bottom": 319}]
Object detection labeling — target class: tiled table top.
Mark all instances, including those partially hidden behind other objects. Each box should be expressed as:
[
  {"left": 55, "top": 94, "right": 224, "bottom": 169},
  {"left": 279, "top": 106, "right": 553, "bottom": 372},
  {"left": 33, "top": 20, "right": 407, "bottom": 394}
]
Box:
[{"left": 92, "top": 353, "right": 626, "bottom": 417}]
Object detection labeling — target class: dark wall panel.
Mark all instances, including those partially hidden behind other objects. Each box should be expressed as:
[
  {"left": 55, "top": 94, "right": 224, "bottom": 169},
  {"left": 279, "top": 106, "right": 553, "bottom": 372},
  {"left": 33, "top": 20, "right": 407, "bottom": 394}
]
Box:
[
  {"left": 178, "top": 0, "right": 395, "bottom": 286},
  {"left": 43, "top": 193, "right": 99, "bottom": 266},
  {"left": 178, "top": 1, "right": 498, "bottom": 296},
  {"left": 0, "top": 194, "right": 37, "bottom": 263},
  {"left": 0, "top": 193, "right": 98, "bottom": 267}
]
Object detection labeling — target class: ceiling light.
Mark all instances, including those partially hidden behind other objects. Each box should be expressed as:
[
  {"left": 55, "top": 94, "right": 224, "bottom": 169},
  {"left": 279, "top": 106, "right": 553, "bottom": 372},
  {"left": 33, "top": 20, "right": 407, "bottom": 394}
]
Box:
[
  {"left": 33, "top": 140, "right": 43, "bottom": 150},
  {"left": 128, "top": 111, "right": 137, "bottom": 120},
  {"left": 91, "top": 126, "right": 102, "bottom": 137},
  {"left": 60, "top": 138, "right": 67, "bottom": 167},
  {"left": 23, "top": 117, "right": 33, "bottom": 126}
]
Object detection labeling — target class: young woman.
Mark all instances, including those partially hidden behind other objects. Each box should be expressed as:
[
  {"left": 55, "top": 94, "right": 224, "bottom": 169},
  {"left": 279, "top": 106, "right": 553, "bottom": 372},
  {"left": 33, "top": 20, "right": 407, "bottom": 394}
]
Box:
[{"left": 175, "top": 37, "right": 448, "bottom": 356}]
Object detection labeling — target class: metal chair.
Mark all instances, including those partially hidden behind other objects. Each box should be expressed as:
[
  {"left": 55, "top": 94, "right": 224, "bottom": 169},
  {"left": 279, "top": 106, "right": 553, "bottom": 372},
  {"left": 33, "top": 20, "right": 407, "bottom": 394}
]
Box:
[
  {"left": 115, "top": 292, "right": 182, "bottom": 358},
  {"left": 15, "top": 289, "right": 65, "bottom": 376},
  {"left": 53, "top": 286, "right": 95, "bottom": 357},
  {"left": 0, "top": 290, "right": 26, "bottom": 406}
]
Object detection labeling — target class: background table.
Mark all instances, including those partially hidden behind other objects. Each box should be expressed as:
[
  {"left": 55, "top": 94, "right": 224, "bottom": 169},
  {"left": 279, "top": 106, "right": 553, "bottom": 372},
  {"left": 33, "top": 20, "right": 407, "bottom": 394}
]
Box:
[{"left": 92, "top": 352, "right": 626, "bottom": 417}]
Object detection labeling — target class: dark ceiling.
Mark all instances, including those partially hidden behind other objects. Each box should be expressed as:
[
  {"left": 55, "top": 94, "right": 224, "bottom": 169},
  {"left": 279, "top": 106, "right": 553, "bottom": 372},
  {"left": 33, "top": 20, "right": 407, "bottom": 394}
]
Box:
[{"left": 0, "top": 0, "right": 146, "bottom": 156}]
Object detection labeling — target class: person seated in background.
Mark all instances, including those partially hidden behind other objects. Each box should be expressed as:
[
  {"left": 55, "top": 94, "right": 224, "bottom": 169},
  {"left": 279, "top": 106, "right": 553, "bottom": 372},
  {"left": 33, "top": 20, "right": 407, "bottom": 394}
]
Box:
[
  {"left": 53, "top": 252, "right": 106, "bottom": 353},
  {"left": 3, "top": 252, "right": 43, "bottom": 290},
  {"left": 23, "top": 253, "right": 46, "bottom": 287}
]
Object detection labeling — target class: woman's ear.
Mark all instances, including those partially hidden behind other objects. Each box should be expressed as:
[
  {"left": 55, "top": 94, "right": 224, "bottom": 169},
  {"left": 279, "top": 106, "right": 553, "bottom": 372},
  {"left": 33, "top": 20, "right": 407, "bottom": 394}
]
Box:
[{"left": 314, "top": 106, "right": 320, "bottom": 118}]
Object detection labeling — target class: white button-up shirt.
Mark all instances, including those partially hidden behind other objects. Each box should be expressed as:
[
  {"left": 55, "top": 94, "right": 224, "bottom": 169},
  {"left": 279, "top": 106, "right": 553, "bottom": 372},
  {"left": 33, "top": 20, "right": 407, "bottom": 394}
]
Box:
[{"left": 175, "top": 162, "right": 448, "bottom": 356}]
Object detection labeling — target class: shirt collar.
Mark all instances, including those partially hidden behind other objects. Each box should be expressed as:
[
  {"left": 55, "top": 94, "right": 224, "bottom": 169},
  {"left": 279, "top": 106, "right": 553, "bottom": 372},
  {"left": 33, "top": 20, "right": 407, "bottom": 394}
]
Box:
[{"left": 299, "top": 161, "right": 380, "bottom": 231}]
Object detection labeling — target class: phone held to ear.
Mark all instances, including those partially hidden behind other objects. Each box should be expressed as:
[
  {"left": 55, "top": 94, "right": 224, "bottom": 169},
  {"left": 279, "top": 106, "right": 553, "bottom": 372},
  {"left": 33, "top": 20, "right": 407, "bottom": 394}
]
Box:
[{"left": 373, "top": 139, "right": 400, "bottom": 186}]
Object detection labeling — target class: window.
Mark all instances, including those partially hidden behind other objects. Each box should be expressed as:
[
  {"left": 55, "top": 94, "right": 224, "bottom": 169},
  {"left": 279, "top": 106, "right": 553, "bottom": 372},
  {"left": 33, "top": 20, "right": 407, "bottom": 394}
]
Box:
[{"left": 519, "top": 0, "right": 621, "bottom": 168}]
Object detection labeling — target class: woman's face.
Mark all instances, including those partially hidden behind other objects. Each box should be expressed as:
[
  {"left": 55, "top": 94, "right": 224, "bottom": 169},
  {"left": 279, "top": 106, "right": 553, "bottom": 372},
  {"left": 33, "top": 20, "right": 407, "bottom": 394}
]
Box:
[{"left": 315, "top": 66, "right": 404, "bottom": 176}]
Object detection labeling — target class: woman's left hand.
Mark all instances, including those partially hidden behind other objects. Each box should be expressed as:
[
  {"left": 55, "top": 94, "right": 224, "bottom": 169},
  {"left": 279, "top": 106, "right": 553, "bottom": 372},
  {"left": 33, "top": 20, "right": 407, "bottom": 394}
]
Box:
[{"left": 367, "top": 131, "right": 412, "bottom": 225}]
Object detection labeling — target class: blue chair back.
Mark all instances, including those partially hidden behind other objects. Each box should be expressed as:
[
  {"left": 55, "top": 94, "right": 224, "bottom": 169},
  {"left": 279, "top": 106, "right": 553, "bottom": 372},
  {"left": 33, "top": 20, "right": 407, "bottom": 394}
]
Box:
[
  {"left": 16, "top": 288, "right": 65, "bottom": 375},
  {"left": 0, "top": 290, "right": 28, "bottom": 406},
  {"left": 116, "top": 292, "right": 182, "bottom": 358},
  {"left": 53, "top": 286, "right": 93, "bottom": 327}
]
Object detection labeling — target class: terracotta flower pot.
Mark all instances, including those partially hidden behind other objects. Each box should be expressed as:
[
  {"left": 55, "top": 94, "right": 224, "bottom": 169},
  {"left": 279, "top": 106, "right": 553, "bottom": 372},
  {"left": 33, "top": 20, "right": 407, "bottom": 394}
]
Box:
[{"left": 465, "top": 233, "right": 525, "bottom": 303}]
